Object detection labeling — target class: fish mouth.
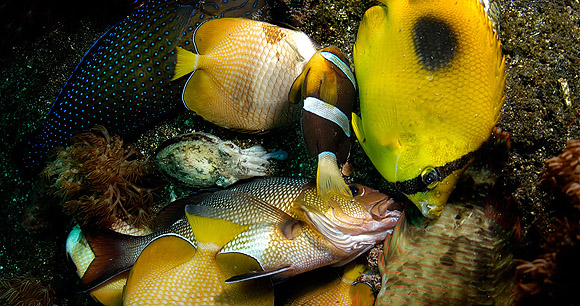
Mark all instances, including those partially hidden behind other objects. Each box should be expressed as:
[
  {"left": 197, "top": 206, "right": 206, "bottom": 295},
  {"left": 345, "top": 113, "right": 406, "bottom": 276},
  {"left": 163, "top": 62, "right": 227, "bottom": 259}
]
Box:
[
  {"left": 369, "top": 197, "right": 404, "bottom": 221},
  {"left": 300, "top": 196, "right": 402, "bottom": 253}
]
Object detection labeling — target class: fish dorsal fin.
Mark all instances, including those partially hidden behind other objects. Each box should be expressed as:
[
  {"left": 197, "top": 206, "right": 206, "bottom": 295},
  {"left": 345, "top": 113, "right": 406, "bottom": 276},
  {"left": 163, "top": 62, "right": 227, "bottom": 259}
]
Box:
[
  {"left": 215, "top": 252, "right": 265, "bottom": 280},
  {"left": 151, "top": 191, "right": 214, "bottom": 231},
  {"left": 351, "top": 113, "right": 366, "bottom": 144},
  {"left": 317, "top": 151, "right": 353, "bottom": 202},
  {"left": 185, "top": 212, "right": 249, "bottom": 246},
  {"left": 126, "top": 234, "right": 195, "bottom": 293},
  {"left": 171, "top": 47, "right": 198, "bottom": 81},
  {"left": 225, "top": 265, "right": 292, "bottom": 283},
  {"left": 199, "top": 0, "right": 269, "bottom": 19},
  {"left": 193, "top": 18, "right": 246, "bottom": 55}
]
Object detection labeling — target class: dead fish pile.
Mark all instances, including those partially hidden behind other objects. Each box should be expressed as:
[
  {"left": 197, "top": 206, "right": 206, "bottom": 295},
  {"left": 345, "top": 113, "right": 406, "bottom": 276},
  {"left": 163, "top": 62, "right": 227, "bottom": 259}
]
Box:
[{"left": 67, "top": 177, "right": 401, "bottom": 305}]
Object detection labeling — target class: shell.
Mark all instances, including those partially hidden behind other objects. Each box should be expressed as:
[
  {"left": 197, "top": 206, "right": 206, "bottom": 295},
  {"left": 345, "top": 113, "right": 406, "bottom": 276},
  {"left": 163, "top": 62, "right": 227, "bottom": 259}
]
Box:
[{"left": 155, "top": 133, "right": 286, "bottom": 187}]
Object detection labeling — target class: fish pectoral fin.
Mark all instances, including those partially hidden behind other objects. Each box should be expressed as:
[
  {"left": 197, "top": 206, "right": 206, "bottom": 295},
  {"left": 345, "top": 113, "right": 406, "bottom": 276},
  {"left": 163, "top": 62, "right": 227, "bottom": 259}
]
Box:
[
  {"left": 351, "top": 113, "right": 366, "bottom": 144},
  {"left": 126, "top": 234, "right": 195, "bottom": 291},
  {"left": 354, "top": 5, "right": 387, "bottom": 60},
  {"left": 185, "top": 212, "right": 249, "bottom": 246},
  {"left": 215, "top": 252, "right": 265, "bottom": 280},
  {"left": 317, "top": 151, "right": 353, "bottom": 202},
  {"left": 225, "top": 265, "right": 292, "bottom": 283},
  {"left": 171, "top": 47, "right": 198, "bottom": 81},
  {"left": 288, "top": 67, "right": 308, "bottom": 104}
]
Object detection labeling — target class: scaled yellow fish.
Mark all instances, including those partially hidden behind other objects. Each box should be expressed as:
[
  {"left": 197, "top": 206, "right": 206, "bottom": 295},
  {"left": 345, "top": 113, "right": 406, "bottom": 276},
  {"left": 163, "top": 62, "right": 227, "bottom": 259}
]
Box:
[
  {"left": 186, "top": 177, "right": 402, "bottom": 281},
  {"left": 173, "top": 18, "right": 318, "bottom": 132},
  {"left": 123, "top": 214, "right": 274, "bottom": 305},
  {"left": 279, "top": 263, "right": 376, "bottom": 306},
  {"left": 352, "top": 0, "right": 506, "bottom": 218}
]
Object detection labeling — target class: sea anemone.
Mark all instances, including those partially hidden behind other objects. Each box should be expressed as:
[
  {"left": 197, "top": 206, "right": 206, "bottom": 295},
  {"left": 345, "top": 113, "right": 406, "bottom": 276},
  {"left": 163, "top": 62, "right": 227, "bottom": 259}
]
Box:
[
  {"left": 42, "top": 125, "right": 159, "bottom": 229},
  {"left": 540, "top": 139, "right": 580, "bottom": 208},
  {"left": 515, "top": 139, "right": 580, "bottom": 304},
  {"left": 0, "top": 275, "right": 55, "bottom": 306}
]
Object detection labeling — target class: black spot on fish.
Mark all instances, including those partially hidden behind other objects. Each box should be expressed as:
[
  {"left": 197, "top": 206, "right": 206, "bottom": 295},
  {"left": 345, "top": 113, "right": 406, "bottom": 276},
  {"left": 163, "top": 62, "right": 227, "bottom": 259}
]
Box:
[
  {"left": 412, "top": 16, "right": 457, "bottom": 71},
  {"left": 440, "top": 255, "right": 455, "bottom": 266},
  {"left": 13, "top": 0, "right": 269, "bottom": 177}
]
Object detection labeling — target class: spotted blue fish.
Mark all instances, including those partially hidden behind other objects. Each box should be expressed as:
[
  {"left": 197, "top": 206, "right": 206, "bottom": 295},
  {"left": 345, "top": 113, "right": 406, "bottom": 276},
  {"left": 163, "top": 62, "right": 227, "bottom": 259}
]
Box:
[{"left": 13, "top": 0, "right": 269, "bottom": 177}]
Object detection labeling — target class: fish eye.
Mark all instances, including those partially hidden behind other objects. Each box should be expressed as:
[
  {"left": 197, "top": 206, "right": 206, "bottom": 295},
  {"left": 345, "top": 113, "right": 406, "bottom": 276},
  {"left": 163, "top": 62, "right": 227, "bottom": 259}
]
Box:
[
  {"left": 349, "top": 185, "right": 365, "bottom": 196},
  {"left": 421, "top": 167, "right": 440, "bottom": 189}
]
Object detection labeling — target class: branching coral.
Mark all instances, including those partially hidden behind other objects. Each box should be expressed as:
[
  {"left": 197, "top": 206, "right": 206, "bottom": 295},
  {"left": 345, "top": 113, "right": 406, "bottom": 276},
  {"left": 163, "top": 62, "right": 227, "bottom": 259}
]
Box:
[
  {"left": 0, "top": 275, "right": 55, "bottom": 306},
  {"left": 42, "top": 125, "right": 159, "bottom": 229},
  {"left": 515, "top": 139, "right": 580, "bottom": 304}
]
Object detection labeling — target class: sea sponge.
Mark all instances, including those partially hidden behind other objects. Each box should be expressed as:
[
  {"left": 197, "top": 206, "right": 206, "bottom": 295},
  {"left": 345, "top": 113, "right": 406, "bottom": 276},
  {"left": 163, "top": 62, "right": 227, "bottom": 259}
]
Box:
[
  {"left": 0, "top": 275, "right": 54, "bottom": 306},
  {"left": 42, "top": 126, "right": 159, "bottom": 229}
]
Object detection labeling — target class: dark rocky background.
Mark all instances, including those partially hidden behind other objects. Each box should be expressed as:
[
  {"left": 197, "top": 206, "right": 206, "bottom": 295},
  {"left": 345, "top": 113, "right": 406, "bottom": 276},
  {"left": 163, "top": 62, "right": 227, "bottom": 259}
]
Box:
[{"left": 1, "top": 0, "right": 579, "bottom": 304}]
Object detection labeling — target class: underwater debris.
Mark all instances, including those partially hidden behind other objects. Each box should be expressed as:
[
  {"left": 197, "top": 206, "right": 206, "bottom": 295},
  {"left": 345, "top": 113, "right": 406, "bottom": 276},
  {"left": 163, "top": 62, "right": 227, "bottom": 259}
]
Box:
[
  {"left": 0, "top": 275, "right": 55, "bottom": 306},
  {"left": 155, "top": 132, "right": 287, "bottom": 188},
  {"left": 42, "top": 126, "right": 160, "bottom": 229}
]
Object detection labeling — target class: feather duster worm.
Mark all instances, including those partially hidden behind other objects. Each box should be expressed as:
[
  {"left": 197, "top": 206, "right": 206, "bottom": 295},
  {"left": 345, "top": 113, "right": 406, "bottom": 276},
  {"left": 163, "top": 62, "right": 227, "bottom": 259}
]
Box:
[
  {"left": 42, "top": 126, "right": 159, "bottom": 229},
  {"left": 0, "top": 275, "right": 55, "bottom": 306},
  {"left": 515, "top": 139, "right": 580, "bottom": 304}
]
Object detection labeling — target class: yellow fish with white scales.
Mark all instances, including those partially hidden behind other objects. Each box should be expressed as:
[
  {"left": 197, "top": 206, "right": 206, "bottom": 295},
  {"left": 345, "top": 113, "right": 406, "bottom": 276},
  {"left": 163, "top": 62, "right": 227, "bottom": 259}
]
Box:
[
  {"left": 277, "top": 262, "right": 376, "bottom": 306},
  {"left": 172, "top": 18, "right": 318, "bottom": 132},
  {"left": 352, "top": 0, "right": 506, "bottom": 218},
  {"left": 123, "top": 214, "right": 274, "bottom": 305}
]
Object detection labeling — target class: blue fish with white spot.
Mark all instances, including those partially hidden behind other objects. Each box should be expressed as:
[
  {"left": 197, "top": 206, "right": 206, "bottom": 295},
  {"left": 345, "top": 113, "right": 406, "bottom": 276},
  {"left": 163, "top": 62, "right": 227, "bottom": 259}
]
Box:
[{"left": 13, "top": 0, "right": 269, "bottom": 177}]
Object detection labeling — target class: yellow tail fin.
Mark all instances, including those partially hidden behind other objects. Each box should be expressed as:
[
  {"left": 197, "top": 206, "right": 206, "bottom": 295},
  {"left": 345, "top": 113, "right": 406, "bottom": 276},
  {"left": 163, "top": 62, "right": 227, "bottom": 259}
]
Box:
[
  {"left": 317, "top": 151, "right": 353, "bottom": 201},
  {"left": 171, "top": 47, "right": 198, "bottom": 81},
  {"left": 186, "top": 212, "right": 248, "bottom": 246}
]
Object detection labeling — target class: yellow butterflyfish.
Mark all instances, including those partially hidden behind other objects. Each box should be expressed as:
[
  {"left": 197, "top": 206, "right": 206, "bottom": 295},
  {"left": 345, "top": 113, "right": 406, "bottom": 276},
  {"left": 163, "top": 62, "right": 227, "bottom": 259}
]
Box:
[
  {"left": 172, "top": 18, "right": 318, "bottom": 132},
  {"left": 352, "top": 0, "right": 506, "bottom": 218}
]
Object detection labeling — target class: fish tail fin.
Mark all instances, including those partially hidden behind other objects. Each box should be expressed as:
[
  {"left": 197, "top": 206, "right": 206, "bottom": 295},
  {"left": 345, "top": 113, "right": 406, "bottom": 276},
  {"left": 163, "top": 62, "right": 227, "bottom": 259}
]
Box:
[
  {"left": 78, "top": 227, "right": 144, "bottom": 291},
  {"left": 351, "top": 281, "right": 376, "bottom": 306},
  {"left": 185, "top": 211, "right": 248, "bottom": 246},
  {"left": 317, "top": 151, "right": 353, "bottom": 201},
  {"left": 342, "top": 262, "right": 376, "bottom": 306},
  {"left": 172, "top": 46, "right": 199, "bottom": 81}
]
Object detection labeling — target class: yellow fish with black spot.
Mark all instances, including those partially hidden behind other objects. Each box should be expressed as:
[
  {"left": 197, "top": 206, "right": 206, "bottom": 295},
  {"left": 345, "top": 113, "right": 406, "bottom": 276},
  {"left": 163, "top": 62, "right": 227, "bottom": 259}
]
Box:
[
  {"left": 123, "top": 214, "right": 274, "bottom": 305},
  {"left": 352, "top": 0, "right": 506, "bottom": 218},
  {"left": 172, "top": 18, "right": 318, "bottom": 132}
]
